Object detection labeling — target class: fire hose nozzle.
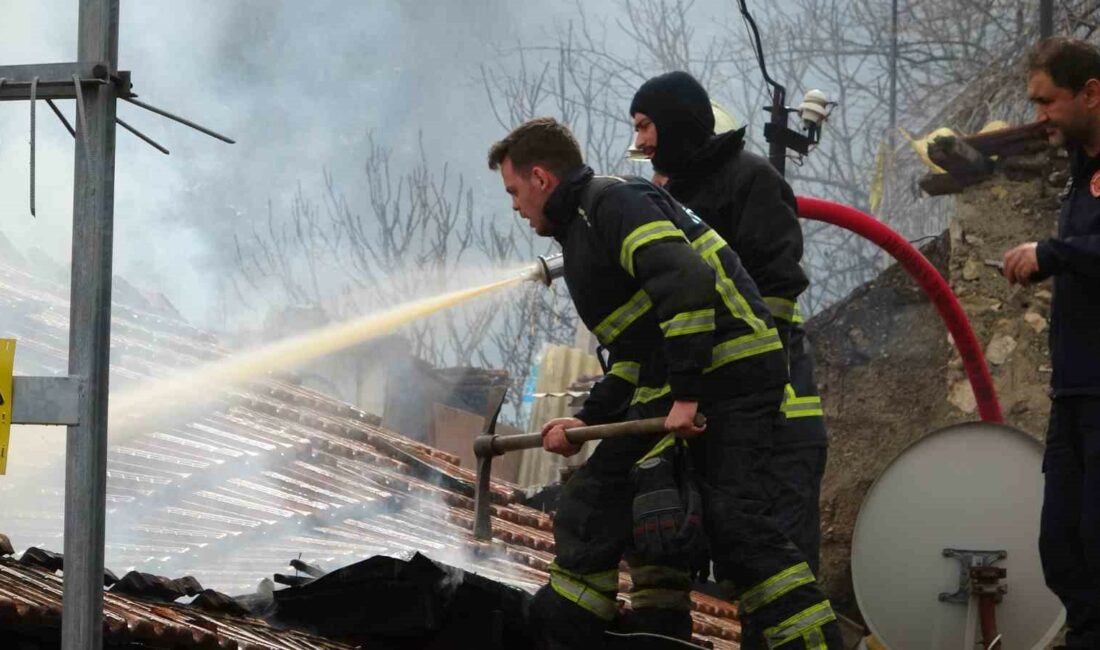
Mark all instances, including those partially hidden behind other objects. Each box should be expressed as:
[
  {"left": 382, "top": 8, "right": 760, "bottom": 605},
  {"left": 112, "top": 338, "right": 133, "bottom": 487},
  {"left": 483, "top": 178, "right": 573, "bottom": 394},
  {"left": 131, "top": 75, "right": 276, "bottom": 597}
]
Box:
[{"left": 532, "top": 254, "right": 564, "bottom": 286}]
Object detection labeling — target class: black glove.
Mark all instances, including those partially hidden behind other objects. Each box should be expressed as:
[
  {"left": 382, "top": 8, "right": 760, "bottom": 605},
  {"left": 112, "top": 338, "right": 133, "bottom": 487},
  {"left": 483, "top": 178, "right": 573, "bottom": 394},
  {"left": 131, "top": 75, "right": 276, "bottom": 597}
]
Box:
[{"left": 630, "top": 435, "right": 707, "bottom": 561}]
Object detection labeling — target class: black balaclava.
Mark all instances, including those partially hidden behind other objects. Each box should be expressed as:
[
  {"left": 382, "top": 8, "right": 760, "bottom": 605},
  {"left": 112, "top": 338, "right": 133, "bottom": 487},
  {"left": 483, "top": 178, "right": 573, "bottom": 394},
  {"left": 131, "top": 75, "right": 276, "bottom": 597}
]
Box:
[{"left": 629, "top": 71, "right": 714, "bottom": 175}]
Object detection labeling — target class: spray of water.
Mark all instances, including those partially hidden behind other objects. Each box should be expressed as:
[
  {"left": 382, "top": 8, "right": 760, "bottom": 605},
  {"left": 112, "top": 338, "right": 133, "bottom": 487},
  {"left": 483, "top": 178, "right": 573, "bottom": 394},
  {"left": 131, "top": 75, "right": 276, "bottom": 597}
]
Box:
[{"left": 110, "top": 265, "right": 538, "bottom": 426}]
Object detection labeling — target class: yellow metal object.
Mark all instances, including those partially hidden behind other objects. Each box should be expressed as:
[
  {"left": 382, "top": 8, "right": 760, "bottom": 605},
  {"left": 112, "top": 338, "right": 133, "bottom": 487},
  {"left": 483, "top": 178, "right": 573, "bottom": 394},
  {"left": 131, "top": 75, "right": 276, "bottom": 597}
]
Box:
[
  {"left": 0, "top": 339, "right": 15, "bottom": 475},
  {"left": 712, "top": 102, "right": 738, "bottom": 134},
  {"left": 901, "top": 121, "right": 1012, "bottom": 174},
  {"left": 900, "top": 126, "right": 957, "bottom": 173}
]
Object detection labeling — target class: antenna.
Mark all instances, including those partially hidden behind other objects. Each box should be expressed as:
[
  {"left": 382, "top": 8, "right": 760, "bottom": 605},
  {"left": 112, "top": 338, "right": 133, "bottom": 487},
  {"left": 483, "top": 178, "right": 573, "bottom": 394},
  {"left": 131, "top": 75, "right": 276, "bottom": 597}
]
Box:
[
  {"left": 734, "top": 0, "right": 834, "bottom": 176},
  {"left": 0, "top": 3, "right": 233, "bottom": 648},
  {"left": 851, "top": 422, "right": 1064, "bottom": 649}
]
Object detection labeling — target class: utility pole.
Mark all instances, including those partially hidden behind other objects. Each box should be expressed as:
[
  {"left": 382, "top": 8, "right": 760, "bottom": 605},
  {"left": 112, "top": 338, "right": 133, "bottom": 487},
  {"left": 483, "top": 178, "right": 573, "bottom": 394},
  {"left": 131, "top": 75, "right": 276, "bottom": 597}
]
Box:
[
  {"left": 63, "top": 1, "right": 118, "bottom": 647},
  {"left": 0, "top": 3, "right": 231, "bottom": 648},
  {"left": 767, "top": 86, "right": 789, "bottom": 176},
  {"left": 889, "top": 0, "right": 898, "bottom": 134},
  {"left": 1040, "top": 0, "right": 1054, "bottom": 39}
]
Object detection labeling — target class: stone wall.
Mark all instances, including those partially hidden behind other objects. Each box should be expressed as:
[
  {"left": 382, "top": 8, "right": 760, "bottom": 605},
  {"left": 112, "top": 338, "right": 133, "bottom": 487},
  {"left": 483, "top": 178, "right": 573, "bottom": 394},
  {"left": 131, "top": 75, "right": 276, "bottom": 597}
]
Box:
[{"left": 808, "top": 147, "right": 1065, "bottom": 618}]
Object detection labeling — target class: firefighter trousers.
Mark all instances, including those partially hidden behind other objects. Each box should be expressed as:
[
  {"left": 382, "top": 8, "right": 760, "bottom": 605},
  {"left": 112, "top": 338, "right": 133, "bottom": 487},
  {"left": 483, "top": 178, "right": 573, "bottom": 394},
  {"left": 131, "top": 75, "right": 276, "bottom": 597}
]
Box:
[
  {"left": 1040, "top": 396, "right": 1100, "bottom": 649},
  {"left": 529, "top": 388, "right": 843, "bottom": 650},
  {"left": 774, "top": 325, "right": 828, "bottom": 575}
]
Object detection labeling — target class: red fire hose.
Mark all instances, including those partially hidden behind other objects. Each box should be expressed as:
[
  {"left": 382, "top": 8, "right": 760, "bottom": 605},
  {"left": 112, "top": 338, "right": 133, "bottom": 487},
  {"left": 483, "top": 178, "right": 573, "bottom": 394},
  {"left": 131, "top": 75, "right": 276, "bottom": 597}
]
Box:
[{"left": 796, "top": 196, "right": 1004, "bottom": 423}]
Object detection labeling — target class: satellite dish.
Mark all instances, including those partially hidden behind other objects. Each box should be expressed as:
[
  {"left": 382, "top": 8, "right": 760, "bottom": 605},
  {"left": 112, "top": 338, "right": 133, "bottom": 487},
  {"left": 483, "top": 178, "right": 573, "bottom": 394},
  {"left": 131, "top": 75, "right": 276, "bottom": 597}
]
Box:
[{"left": 851, "top": 422, "right": 1064, "bottom": 650}]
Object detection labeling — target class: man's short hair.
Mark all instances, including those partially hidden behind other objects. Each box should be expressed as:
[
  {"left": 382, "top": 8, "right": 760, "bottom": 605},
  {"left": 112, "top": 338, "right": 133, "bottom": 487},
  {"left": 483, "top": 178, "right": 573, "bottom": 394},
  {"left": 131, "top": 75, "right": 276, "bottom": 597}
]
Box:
[
  {"left": 1028, "top": 37, "right": 1100, "bottom": 93},
  {"left": 487, "top": 117, "right": 583, "bottom": 179}
]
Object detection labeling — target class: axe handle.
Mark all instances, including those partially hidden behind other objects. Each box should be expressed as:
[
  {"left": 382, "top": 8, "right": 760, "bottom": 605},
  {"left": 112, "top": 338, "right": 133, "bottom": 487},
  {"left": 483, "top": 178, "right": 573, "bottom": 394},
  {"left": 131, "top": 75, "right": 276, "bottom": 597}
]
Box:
[{"left": 476, "top": 414, "right": 705, "bottom": 457}]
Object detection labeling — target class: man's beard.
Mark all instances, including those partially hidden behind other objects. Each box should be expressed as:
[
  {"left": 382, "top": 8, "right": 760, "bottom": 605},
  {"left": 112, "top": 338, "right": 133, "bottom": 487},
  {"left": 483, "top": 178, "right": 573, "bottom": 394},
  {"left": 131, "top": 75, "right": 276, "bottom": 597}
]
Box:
[{"left": 1048, "top": 128, "right": 1067, "bottom": 147}]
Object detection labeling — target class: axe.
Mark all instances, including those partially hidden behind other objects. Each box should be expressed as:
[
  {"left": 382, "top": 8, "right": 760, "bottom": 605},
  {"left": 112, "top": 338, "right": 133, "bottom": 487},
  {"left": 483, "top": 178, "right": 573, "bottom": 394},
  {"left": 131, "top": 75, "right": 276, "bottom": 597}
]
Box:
[{"left": 471, "top": 397, "right": 704, "bottom": 540}]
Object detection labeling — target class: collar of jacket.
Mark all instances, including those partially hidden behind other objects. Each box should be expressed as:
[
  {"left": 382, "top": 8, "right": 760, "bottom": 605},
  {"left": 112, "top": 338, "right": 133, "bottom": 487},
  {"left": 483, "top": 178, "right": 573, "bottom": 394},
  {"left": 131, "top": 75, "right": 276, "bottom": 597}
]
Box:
[
  {"left": 1069, "top": 144, "right": 1100, "bottom": 185},
  {"left": 665, "top": 127, "right": 747, "bottom": 185},
  {"left": 545, "top": 165, "right": 595, "bottom": 237}
]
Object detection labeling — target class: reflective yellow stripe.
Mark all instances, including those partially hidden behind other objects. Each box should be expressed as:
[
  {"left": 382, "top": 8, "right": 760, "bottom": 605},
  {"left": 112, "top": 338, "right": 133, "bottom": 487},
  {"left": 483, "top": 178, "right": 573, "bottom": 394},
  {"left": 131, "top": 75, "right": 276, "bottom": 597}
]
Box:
[
  {"left": 550, "top": 573, "right": 619, "bottom": 621},
  {"left": 804, "top": 627, "right": 827, "bottom": 650},
  {"left": 691, "top": 230, "right": 768, "bottom": 334},
  {"left": 714, "top": 265, "right": 768, "bottom": 333},
  {"left": 549, "top": 561, "right": 619, "bottom": 592},
  {"left": 660, "top": 308, "right": 715, "bottom": 338},
  {"left": 781, "top": 384, "right": 824, "bottom": 419},
  {"left": 620, "top": 221, "right": 687, "bottom": 276},
  {"left": 636, "top": 433, "right": 677, "bottom": 465},
  {"left": 593, "top": 290, "right": 652, "bottom": 344},
  {"left": 707, "top": 329, "right": 783, "bottom": 372},
  {"left": 691, "top": 229, "right": 725, "bottom": 259},
  {"left": 783, "top": 397, "right": 824, "bottom": 418},
  {"left": 740, "top": 562, "right": 816, "bottom": 614},
  {"left": 632, "top": 384, "right": 672, "bottom": 405},
  {"left": 629, "top": 588, "right": 693, "bottom": 611},
  {"left": 629, "top": 330, "right": 783, "bottom": 405},
  {"left": 764, "top": 601, "right": 837, "bottom": 648},
  {"left": 764, "top": 296, "right": 802, "bottom": 323},
  {"left": 608, "top": 361, "right": 641, "bottom": 386}
]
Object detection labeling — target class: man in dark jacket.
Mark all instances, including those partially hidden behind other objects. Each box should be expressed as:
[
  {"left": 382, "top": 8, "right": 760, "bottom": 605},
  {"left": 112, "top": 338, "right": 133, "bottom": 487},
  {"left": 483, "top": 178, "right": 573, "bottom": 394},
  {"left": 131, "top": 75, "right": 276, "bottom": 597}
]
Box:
[
  {"left": 489, "top": 117, "right": 841, "bottom": 650},
  {"left": 629, "top": 72, "right": 828, "bottom": 581},
  {"left": 1002, "top": 37, "right": 1100, "bottom": 650}
]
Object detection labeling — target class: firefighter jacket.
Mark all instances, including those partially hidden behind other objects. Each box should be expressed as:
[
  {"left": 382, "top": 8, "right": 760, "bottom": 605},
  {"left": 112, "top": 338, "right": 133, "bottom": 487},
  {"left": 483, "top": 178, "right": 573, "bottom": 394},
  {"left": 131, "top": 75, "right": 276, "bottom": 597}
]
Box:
[
  {"left": 664, "top": 129, "right": 809, "bottom": 339},
  {"left": 1036, "top": 145, "right": 1100, "bottom": 397},
  {"left": 544, "top": 166, "right": 789, "bottom": 425}
]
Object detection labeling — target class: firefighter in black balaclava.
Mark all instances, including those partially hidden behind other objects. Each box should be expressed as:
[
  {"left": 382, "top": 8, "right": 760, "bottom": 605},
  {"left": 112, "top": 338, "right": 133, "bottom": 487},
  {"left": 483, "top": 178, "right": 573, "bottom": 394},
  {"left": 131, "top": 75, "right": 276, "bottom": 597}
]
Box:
[{"left": 630, "top": 71, "right": 830, "bottom": 648}]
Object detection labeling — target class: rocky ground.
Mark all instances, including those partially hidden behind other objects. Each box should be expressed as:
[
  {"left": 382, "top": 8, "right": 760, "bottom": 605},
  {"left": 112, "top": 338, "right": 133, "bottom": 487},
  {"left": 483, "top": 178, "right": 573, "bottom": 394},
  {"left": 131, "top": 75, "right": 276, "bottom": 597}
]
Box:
[{"left": 807, "top": 147, "right": 1066, "bottom": 624}]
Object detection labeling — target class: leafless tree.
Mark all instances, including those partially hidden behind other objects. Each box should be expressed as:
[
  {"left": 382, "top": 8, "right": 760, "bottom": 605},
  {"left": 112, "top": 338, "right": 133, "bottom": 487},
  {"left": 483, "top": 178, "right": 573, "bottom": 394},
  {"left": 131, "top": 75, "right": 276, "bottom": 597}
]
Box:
[
  {"left": 231, "top": 132, "right": 576, "bottom": 422},
  {"left": 478, "top": 0, "right": 1100, "bottom": 315}
]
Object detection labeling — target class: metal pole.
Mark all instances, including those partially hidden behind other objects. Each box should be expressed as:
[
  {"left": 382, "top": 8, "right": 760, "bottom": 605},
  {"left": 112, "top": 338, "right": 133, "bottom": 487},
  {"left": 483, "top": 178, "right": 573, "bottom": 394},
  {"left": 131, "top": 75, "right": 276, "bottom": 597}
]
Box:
[
  {"left": 768, "top": 85, "right": 788, "bottom": 177},
  {"left": 62, "top": 0, "right": 118, "bottom": 648},
  {"left": 889, "top": 0, "right": 898, "bottom": 133},
  {"left": 1040, "top": 0, "right": 1054, "bottom": 39}
]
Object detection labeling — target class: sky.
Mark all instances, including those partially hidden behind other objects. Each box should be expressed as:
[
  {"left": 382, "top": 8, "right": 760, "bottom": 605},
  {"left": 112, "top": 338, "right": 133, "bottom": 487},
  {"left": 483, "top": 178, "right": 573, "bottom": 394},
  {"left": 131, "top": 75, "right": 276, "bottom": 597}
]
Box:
[{"left": 0, "top": 0, "right": 604, "bottom": 327}]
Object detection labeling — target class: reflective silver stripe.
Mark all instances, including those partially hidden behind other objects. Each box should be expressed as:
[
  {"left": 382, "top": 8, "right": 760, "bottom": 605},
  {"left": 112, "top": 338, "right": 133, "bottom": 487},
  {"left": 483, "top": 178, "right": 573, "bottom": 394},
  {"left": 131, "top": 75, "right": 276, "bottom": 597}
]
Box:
[
  {"left": 629, "top": 588, "right": 693, "bottom": 611},
  {"left": 660, "top": 308, "right": 715, "bottom": 337},
  {"left": 549, "top": 572, "right": 619, "bottom": 621},
  {"left": 608, "top": 361, "right": 641, "bottom": 386},
  {"left": 691, "top": 229, "right": 768, "bottom": 333},
  {"left": 620, "top": 221, "right": 686, "bottom": 276},
  {"left": 691, "top": 229, "right": 725, "bottom": 258},
  {"left": 593, "top": 290, "right": 652, "bottom": 344},
  {"left": 632, "top": 384, "right": 671, "bottom": 405},
  {"left": 781, "top": 384, "right": 823, "bottom": 419},
  {"left": 630, "top": 331, "right": 783, "bottom": 405},
  {"left": 636, "top": 434, "right": 677, "bottom": 465},
  {"left": 804, "top": 627, "right": 827, "bottom": 650},
  {"left": 707, "top": 329, "right": 783, "bottom": 372},
  {"left": 714, "top": 269, "right": 768, "bottom": 333},
  {"left": 782, "top": 396, "right": 823, "bottom": 418},
  {"left": 764, "top": 601, "right": 837, "bottom": 648},
  {"left": 764, "top": 296, "right": 801, "bottom": 323},
  {"left": 549, "top": 562, "right": 619, "bottom": 592},
  {"left": 740, "top": 562, "right": 816, "bottom": 614}
]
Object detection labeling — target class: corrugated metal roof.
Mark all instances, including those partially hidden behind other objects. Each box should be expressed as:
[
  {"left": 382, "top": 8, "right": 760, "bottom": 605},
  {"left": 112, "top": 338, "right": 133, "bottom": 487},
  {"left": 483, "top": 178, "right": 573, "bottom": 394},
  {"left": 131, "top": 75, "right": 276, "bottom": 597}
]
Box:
[
  {"left": 516, "top": 346, "right": 603, "bottom": 488},
  {"left": 0, "top": 260, "right": 744, "bottom": 648},
  {"left": 0, "top": 556, "right": 354, "bottom": 649}
]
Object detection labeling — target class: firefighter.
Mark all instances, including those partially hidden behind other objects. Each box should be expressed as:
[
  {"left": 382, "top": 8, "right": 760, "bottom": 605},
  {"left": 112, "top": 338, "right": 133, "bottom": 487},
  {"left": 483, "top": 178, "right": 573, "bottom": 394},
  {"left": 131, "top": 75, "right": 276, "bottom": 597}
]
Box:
[
  {"left": 489, "top": 117, "right": 842, "bottom": 650},
  {"left": 1001, "top": 38, "right": 1100, "bottom": 650},
  {"left": 628, "top": 70, "right": 828, "bottom": 609}
]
